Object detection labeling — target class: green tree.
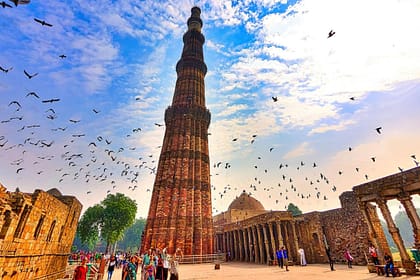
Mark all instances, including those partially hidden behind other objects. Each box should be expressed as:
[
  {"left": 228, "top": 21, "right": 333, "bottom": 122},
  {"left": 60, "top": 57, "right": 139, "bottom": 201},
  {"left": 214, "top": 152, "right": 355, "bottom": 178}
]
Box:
[
  {"left": 287, "top": 203, "right": 303, "bottom": 216},
  {"left": 101, "top": 193, "right": 137, "bottom": 253},
  {"left": 76, "top": 193, "right": 137, "bottom": 253},
  {"left": 77, "top": 204, "right": 104, "bottom": 250},
  {"left": 118, "top": 218, "right": 146, "bottom": 252}
]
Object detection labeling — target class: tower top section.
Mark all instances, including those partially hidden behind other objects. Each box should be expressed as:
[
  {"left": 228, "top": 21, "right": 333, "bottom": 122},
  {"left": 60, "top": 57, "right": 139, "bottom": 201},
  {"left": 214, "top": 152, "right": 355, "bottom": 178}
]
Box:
[{"left": 187, "top": 6, "right": 203, "bottom": 32}]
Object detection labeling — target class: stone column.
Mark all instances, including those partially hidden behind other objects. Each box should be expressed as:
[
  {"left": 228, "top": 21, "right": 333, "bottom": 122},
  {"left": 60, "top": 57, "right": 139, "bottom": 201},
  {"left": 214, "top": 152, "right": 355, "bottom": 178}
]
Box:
[
  {"left": 291, "top": 221, "right": 299, "bottom": 261},
  {"left": 242, "top": 229, "right": 249, "bottom": 262},
  {"left": 398, "top": 194, "right": 420, "bottom": 250},
  {"left": 269, "top": 222, "right": 277, "bottom": 256},
  {"left": 251, "top": 226, "right": 258, "bottom": 263},
  {"left": 262, "top": 224, "right": 270, "bottom": 264},
  {"left": 276, "top": 222, "right": 284, "bottom": 248},
  {"left": 255, "top": 225, "right": 264, "bottom": 263},
  {"left": 358, "top": 201, "right": 378, "bottom": 243},
  {"left": 238, "top": 229, "right": 244, "bottom": 261},
  {"left": 376, "top": 198, "right": 416, "bottom": 275},
  {"left": 227, "top": 231, "right": 231, "bottom": 260},
  {"left": 247, "top": 227, "right": 254, "bottom": 263}
]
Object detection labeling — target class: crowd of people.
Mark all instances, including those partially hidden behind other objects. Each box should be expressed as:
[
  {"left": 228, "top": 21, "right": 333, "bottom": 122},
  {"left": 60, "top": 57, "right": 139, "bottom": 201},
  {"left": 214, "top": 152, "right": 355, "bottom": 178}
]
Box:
[
  {"left": 71, "top": 248, "right": 183, "bottom": 280},
  {"left": 71, "top": 243, "right": 405, "bottom": 279}
]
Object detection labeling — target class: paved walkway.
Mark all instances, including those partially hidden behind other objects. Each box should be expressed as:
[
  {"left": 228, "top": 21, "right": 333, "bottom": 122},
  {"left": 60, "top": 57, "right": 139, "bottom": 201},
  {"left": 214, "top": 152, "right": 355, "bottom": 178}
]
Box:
[{"left": 106, "top": 262, "right": 419, "bottom": 280}]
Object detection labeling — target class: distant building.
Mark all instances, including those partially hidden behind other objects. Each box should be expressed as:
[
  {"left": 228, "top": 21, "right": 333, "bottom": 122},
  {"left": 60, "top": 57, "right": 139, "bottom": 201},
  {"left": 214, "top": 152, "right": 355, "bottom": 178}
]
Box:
[
  {"left": 214, "top": 190, "right": 389, "bottom": 265},
  {"left": 0, "top": 183, "right": 82, "bottom": 280}
]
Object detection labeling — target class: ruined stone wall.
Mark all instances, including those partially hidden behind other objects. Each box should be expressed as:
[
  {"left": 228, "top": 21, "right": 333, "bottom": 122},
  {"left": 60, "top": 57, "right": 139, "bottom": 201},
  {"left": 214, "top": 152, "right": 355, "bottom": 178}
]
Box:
[
  {"left": 297, "top": 212, "right": 328, "bottom": 264},
  {"left": 0, "top": 185, "right": 82, "bottom": 280},
  {"left": 319, "top": 191, "right": 376, "bottom": 265}
]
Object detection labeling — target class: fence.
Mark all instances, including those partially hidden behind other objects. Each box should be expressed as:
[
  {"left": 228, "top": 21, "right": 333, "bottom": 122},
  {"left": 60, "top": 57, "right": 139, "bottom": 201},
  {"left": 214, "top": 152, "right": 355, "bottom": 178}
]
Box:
[{"left": 178, "top": 253, "right": 225, "bottom": 264}]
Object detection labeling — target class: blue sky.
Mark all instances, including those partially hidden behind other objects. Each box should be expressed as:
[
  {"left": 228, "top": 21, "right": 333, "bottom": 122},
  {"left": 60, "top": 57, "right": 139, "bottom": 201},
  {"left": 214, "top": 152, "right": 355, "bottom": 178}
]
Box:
[{"left": 1, "top": 0, "right": 420, "bottom": 219}]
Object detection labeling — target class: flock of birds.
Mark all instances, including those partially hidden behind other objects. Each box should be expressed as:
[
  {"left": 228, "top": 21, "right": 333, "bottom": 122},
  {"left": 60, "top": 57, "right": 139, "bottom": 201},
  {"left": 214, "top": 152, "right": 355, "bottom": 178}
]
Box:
[{"left": 1, "top": 4, "right": 418, "bottom": 216}]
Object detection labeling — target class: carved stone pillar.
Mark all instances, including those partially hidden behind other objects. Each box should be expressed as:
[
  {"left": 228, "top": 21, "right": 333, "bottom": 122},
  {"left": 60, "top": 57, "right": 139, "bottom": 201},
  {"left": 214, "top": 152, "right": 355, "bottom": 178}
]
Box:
[
  {"left": 262, "top": 224, "right": 270, "bottom": 264},
  {"left": 242, "top": 229, "right": 248, "bottom": 261},
  {"left": 269, "top": 222, "right": 277, "bottom": 256},
  {"left": 252, "top": 225, "right": 259, "bottom": 263},
  {"left": 257, "top": 225, "right": 264, "bottom": 264},
  {"left": 247, "top": 227, "right": 253, "bottom": 262},
  {"left": 238, "top": 229, "right": 243, "bottom": 261},
  {"left": 232, "top": 230, "right": 237, "bottom": 260},
  {"left": 227, "top": 231, "right": 231, "bottom": 259},
  {"left": 276, "top": 222, "right": 284, "bottom": 248},
  {"left": 398, "top": 194, "right": 420, "bottom": 250},
  {"left": 376, "top": 198, "right": 416, "bottom": 275},
  {"left": 291, "top": 221, "right": 299, "bottom": 261}
]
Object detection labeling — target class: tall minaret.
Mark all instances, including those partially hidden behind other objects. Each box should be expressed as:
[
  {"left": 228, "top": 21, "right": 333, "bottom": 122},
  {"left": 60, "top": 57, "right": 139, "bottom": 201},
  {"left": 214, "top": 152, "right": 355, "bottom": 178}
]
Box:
[{"left": 141, "top": 7, "right": 213, "bottom": 255}]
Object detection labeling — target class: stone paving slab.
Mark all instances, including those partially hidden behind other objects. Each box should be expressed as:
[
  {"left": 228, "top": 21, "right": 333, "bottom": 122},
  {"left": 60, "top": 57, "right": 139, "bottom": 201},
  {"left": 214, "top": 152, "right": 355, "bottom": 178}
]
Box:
[{"left": 108, "top": 262, "right": 418, "bottom": 280}]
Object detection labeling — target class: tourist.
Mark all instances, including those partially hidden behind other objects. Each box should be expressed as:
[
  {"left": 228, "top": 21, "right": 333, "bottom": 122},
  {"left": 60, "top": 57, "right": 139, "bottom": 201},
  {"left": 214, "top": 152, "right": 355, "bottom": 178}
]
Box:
[
  {"left": 146, "top": 262, "right": 156, "bottom": 280},
  {"left": 369, "top": 243, "right": 380, "bottom": 265},
  {"left": 298, "top": 247, "right": 307, "bottom": 266},
  {"left": 169, "top": 258, "right": 178, "bottom": 280},
  {"left": 276, "top": 249, "right": 282, "bottom": 268},
  {"left": 155, "top": 250, "right": 164, "bottom": 280},
  {"left": 162, "top": 248, "right": 170, "bottom": 280},
  {"left": 122, "top": 255, "right": 137, "bottom": 280},
  {"left": 344, "top": 248, "right": 353, "bottom": 268},
  {"left": 73, "top": 257, "right": 88, "bottom": 280},
  {"left": 384, "top": 252, "right": 395, "bottom": 277},
  {"left": 280, "top": 246, "right": 289, "bottom": 271},
  {"left": 107, "top": 255, "right": 116, "bottom": 280},
  {"left": 325, "top": 246, "right": 335, "bottom": 271}
]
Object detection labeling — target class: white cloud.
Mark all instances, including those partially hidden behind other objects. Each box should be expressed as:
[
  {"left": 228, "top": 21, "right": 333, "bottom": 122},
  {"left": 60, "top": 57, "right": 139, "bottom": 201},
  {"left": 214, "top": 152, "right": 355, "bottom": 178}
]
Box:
[{"left": 283, "top": 142, "right": 314, "bottom": 159}]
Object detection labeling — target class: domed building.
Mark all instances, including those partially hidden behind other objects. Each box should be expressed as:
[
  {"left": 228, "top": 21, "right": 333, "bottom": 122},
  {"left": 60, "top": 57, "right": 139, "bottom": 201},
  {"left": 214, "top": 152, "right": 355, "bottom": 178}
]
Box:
[{"left": 213, "top": 189, "right": 390, "bottom": 267}]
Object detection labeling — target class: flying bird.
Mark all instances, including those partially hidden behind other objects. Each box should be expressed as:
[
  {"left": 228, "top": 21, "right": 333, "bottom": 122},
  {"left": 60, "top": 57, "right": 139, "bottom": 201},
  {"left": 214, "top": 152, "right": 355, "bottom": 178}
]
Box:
[
  {"left": 0, "top": 1, "right": 12, "bottom": 8},
  {"left": 272, "top": 96, "right": 278, "bottom": 102},
  {"left": 59, "top": 54, "right": 67, "bottom": 59},
  {"left": 371, "top": 157, "right": 376, "bottom": 162},
  {"left": 8, "top": 0, "right": 30, "bottom": 6},
  {"left": 327, "top": 30, "right": 336, "bottom": 38},
  {"left": 92, "top": 109, "right": 100, "bottom": 114},
  {"left": 23, "top": 70, "right": 38, "bottom": 79},
  {"left": 349, "top": 97, "right": 355, "bottom": 101},
  {"left": 154, "top": 123, "right": 163, "bottom": 127},
  {"left": 42, "top": 98, "right": 60, "bottom": 103},
  {"left": 26, "top": 91, "right": 39, "bottom": 98},
  {"left": 34, "top": 18, "right": 53, "bottom": 27},
  {"left": 375, "top": 127, "right": 382, "bottom": 134},
  {"left": 0, "top": 65, "right": 13, "bottom": 72},
  {"left": 8, "top": 101, "right": 21, "bottom": 109}
]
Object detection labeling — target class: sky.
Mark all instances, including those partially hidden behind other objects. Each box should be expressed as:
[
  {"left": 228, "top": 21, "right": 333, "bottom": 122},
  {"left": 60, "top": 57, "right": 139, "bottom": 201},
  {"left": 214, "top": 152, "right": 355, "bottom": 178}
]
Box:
[{"left": 1, "top": 0, "right": 420, "bottom": 220}]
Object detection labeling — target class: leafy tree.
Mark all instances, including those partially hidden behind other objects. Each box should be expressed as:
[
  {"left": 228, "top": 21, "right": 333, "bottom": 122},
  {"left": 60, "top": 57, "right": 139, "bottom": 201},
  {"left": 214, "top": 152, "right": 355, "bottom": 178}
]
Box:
[
  {"left": 77, "top": 204, "right": 103, "bottom": 250},
  {"left": 101, "top": 193, "right": 137, "bottom": 253},
  {"left": 76, "top": 193, "right": 137, "bottom": 253},
  {"left": 118, "top": 218, "right": 146, "bottom": 252},
  {"left": 287, "top": 203, "right": 303, "bottom": 216}
]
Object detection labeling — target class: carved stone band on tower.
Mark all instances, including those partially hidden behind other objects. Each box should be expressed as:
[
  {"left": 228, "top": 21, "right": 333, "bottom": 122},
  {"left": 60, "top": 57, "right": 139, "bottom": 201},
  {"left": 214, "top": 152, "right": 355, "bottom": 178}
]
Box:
[{"left": 140, "top": 6, "right": 214, "bottom": 256}]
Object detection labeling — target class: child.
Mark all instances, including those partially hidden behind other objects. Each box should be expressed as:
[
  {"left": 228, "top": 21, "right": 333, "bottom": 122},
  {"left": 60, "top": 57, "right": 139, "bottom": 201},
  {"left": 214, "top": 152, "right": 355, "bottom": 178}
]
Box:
[{"left": 169, "top": 258, "right": 178, "bottom": 280}]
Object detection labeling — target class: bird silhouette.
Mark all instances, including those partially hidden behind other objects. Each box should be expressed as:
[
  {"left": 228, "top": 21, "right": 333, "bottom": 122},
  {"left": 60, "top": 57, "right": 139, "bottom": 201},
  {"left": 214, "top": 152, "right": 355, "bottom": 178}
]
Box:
[
  {"left": 24, "top": 70, "right": 38, "bottom": 79},
  {"left": 375, "top": 127, "right": 382, "bottom": 134},
  {"left": 42, "top": 98, "right": 60, "bottom": 103},
  {"left": 154, "top": 123, "right": 163, "bottom": 127},
  {"left": 8, "top": 101, "right": 21, "bottom": 109},
  {"left": 26, "top": 91, "right": 40, "bottom": 98},
  {"left": 0, "top": 1, "right": 12, "bottom": 8},
  {"left": 59, "top": 54, "right": 67, "bottom": 59},
  {"left": 327, "top": 30, "right": 336, "bottom": 38},
  {"left": 371, "top": 157, "right": 376, "bottom": 162},
  {"left": 272, "top": 96, "right": 278, "bottom": 102},
  {"left": 0, "top": 65, "right": 13, "bottom": 72},
  {"left": 34, "top": 18, "right": 53, "bottom": 27}
]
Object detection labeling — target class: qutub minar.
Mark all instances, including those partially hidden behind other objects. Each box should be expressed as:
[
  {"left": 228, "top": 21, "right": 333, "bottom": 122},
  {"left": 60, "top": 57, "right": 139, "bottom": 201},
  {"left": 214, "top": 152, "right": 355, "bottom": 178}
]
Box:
[{"left": 141, "top": 7, "right": 214, "bottom": 255}]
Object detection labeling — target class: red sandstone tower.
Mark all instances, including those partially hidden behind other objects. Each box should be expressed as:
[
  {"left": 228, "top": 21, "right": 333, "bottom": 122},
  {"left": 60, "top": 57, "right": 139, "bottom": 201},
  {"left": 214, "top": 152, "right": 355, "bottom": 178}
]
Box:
[{"left": 141, "top": 7, "right": 214, "bottom": 256}]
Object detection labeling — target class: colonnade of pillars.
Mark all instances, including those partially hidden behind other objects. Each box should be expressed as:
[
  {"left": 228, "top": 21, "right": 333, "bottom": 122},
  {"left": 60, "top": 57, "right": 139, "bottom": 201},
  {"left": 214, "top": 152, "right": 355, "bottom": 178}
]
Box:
[
  {"left": 360, "top": 194, "right": 420, "bottom": 274},
  {"left": 215, "top": 221, "right": 299, "bottom": 264}
]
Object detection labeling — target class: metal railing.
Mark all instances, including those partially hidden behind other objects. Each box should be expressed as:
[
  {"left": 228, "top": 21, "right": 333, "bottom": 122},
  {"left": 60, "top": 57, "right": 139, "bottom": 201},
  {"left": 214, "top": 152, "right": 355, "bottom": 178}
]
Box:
[{"left": 178, "top": 253, "right": 225, "bottom": 264}]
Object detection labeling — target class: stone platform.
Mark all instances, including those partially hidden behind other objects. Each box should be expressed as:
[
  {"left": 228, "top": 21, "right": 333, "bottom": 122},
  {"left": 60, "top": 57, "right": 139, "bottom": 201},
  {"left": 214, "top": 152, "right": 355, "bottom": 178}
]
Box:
[{"left": 101, "top": 262, "right": 418, "bottom": 280}]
